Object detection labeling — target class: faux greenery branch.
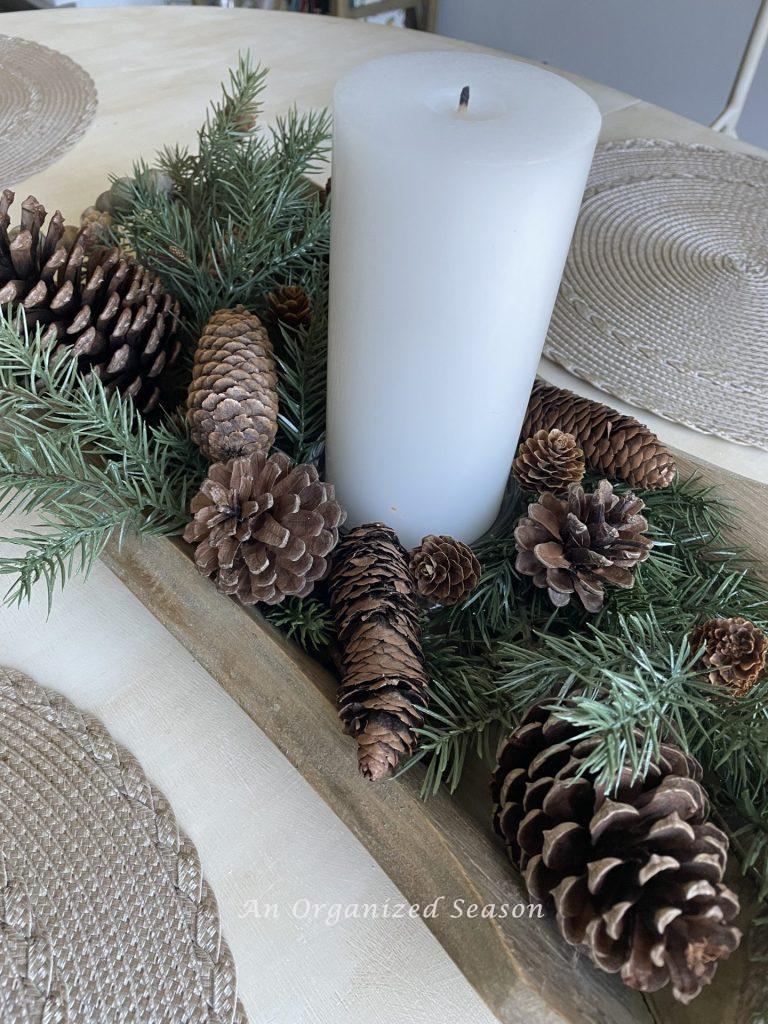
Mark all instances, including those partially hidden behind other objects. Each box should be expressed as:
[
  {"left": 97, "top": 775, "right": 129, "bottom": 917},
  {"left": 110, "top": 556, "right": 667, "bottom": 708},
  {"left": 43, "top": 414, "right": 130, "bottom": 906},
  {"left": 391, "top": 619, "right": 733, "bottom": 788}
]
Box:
[
  {"left": 0, "top": 311, "right": 206, "bottom": 607},
  {"left": 110, "top": 53, "right": 331, "bottom": 336}
]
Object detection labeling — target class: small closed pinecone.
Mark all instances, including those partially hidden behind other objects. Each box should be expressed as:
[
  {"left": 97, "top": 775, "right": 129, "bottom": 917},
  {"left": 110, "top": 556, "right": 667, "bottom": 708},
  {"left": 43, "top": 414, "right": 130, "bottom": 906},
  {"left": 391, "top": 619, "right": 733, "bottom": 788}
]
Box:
[
  {"left": 514, "top": 480, "right": 651, "bottom": 613},
  {"left": 329, "top": 524, "right": 428, "bottom": 781},
  {"left": 690, "top": 617, "right": 767, "bottom": 696},
  {"left": 523, "top": 379, "right": 676, "bottom": 490},
  {"left": 409, "top": 535, "right": 481, "bottom": 606},
  {"left": 267, "top": 285, "right": 311, "bottom": 331},
  {"left": 0, "top": 191, "right": 181, "bottom": 414},
  {"left": 183, "top": 452, "right": 346, "bottom": 606},
  {"left": 492, "top": 705, "right": 741, "bottom": 1003},
  {"left": 187, "top": 306, "right": 278, "bottom": 461},
  {"left": 513, "top": 429, "right": 585, "bottom": 494}
]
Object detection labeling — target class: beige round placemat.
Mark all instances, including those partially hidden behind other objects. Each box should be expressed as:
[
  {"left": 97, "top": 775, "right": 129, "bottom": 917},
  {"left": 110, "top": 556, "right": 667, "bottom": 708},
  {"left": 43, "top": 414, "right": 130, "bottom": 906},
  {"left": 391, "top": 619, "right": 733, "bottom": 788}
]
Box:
[
  {"left": 545, "top": 139, "right": 768, "bottom": 450},
  {"left": 0, "top": 667, "right": 247, "bottom": 1024},
  {"left": 0, "top": 36, "right": 97, "bottom": 186}
]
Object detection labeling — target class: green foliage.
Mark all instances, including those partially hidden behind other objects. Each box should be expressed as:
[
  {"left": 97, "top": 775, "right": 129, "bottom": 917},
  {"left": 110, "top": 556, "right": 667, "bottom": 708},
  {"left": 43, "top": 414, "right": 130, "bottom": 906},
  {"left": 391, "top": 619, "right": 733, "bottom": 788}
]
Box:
[
  {"left": 0, "top": 311, "right": 206, "bottom": 608},
  {"left": 494, "top": 613, "right": 768, "bottom": 900},
  {"left": 263, "top": 595, "right": 336, "bottom": 654},
  {"left": 110, "top": 53, "right": 331, "bottom": 336},
  {"left": 272, "top": 263, "right": 329, "bottom": 464},
  {"left": 412, "top": 476, "right": 768, "bottom": 779},
  {"left": 401, "top": 473, "right": 768, "bottom": 898}
]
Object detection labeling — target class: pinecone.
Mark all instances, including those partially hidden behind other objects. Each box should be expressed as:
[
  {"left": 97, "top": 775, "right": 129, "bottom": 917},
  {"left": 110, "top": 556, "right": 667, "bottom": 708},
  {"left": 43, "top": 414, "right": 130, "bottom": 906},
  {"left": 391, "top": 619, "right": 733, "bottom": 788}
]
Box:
[
  {"left": 267, "top": 285, "right": 311, "bottom": 331},
  {"left": 523, "top": 379, "right": 676, "bottom": 490},
  {"left": 409, "top": 535, "right": 481, "bottom": 606},
  {"left": 183, "top": 452, "right": 346, "bottom": 606},
  {"left": 0, "top": 191, "right": 181, "bottom": 414},
  {"left": 492, "top": 705, "right": 741, "bottom": 1003},
  {"left": 690, "top": 617, "right": 767, "bottom": 696},
  {"left": 187, "top": 306, "right": 278, "bottom": 461},
  {"left": 329, "top": 523, "right": 429, "bottom": 781},
  {"left": 514, "top": 480, "right": 652, "bottom": 613},
  {"left": 513, "top": 429, "right": 585, "bottom": 494}
]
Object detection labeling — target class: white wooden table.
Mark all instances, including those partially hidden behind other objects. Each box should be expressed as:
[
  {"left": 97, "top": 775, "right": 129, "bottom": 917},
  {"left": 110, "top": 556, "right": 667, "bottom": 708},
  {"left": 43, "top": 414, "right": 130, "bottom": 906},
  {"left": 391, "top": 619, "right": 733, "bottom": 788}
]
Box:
[{"left": 0, "top": 9, "right": 766, "bottom": 1024}]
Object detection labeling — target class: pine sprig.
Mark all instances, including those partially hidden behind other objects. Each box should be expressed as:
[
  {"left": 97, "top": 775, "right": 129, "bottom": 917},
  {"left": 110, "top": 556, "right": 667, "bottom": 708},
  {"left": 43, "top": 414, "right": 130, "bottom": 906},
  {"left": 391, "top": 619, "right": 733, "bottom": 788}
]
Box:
[
  {"left": 111, "top": 52, "right": 331, "bottom": 334},
  {"left": 406, "top": 630, "right": 509, "bottom": 796},
  {"left": 405, "top": 474, "right": 768, "bottom": 796},
  {"left": 272, "top": 265, "right": 328, "bottom": 464},
  {"left": 263, "top": 595, "right": 336, "bottom": 654},
  {"left": 495, "top": 613, "right": 768, "bottom": 898},
  {"left": 0, "top": 311, "right": 205, "bottom": 607}
]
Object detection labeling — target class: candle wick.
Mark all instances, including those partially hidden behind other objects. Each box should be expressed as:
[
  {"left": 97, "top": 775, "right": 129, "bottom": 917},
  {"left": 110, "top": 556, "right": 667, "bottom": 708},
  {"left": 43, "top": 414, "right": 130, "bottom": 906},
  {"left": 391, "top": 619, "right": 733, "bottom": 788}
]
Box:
[{"left": 458, "top": 85, "right": 470, "bottom": 112}]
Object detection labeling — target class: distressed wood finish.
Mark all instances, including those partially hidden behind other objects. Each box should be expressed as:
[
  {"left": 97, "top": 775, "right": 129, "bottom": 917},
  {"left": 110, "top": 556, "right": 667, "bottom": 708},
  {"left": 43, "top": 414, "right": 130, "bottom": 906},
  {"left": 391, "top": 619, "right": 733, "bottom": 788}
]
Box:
[{"left": 101, "top": 445, "right": 767, "bottom": 1024}]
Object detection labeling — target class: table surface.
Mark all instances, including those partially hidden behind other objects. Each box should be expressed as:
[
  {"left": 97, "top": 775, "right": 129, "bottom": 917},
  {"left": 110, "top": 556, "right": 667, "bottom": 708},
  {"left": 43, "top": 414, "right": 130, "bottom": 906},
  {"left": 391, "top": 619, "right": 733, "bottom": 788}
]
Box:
[
  {"left": 0, "top": 10, "right": 764, "bottom": 1024},
  {"left": 3, "top": 5, "right": 767, "bottom": 486}
]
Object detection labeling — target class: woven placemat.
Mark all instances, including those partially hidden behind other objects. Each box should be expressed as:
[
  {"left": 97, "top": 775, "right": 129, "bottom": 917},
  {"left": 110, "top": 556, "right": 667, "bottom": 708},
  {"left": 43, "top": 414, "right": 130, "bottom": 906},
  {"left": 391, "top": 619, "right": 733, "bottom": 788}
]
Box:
[
  {"left": 545, "top": 139, "right": 768, "bottom": 449},
  {"left": 0, "top": 36, "right": 97, "bottom": 186},
  {"left": 0, "top": 667, "right": 247, "bottom": 1024}
]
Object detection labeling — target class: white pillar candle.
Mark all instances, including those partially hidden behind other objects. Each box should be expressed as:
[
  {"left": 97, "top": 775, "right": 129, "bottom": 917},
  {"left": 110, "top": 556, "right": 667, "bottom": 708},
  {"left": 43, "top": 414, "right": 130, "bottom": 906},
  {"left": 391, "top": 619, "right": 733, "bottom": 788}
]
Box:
[{"left": 326, "top": 51, "right": 600, "bottom": 549}]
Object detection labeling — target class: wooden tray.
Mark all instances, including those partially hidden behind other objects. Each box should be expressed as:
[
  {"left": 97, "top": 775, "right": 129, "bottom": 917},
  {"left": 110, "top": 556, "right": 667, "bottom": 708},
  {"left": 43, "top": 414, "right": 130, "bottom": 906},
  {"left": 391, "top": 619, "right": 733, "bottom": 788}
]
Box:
[{"left": 101, "top": 447, "right": 767, "bottom": 1024}]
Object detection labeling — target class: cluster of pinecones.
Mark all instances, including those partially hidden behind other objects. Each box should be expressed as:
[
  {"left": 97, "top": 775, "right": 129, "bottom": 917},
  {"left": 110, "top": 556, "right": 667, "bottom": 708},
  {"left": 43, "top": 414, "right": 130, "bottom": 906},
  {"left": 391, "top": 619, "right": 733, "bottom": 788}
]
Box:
[
  {"left": 520, "top": 378, "right": 676, "bottom": 491},
  {"left": 33, "top": 170, "right": 752, "bottom": 1009},
  {"left": 508, "top": 380, "right": 679, "bottom": 614},
  {"left": 183, "top": 293, "right": 350, "bottom": 608}
]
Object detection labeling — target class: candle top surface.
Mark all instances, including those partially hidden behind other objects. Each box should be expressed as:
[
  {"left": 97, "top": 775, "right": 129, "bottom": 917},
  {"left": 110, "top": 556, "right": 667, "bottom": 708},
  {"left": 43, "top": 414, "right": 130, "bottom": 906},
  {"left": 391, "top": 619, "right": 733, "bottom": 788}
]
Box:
[{"left": 334, "top": 51, "right": 601, "bottom": 165}]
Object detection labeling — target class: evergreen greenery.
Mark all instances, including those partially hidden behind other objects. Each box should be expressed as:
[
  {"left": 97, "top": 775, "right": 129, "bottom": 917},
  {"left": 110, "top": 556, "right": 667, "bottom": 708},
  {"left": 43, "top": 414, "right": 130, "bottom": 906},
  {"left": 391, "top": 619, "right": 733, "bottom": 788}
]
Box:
[
  {"left": 110, "top": 54, "right": 330, "bottom": 336},
  {"left": 0, "top": 311, "right": 206, "bottom": 608}
]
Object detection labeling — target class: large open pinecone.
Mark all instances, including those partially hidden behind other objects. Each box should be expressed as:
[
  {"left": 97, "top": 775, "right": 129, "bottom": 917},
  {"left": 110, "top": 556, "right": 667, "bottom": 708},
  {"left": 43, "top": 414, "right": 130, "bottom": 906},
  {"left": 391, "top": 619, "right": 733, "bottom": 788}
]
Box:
[
  {"left": 690, "top": 616, "right": 767, "bottom": 696},
  {"left": 492, "top": 705, "right": 741, "bottom": 1003},
  {"left": 513, "top": 428, "right": 585, "bottom": 494},
  {"left": 0, "top": 191, "right": 180, "bottom": 414},
  {"left": 409, "top": 534, "right": 481, "bottom": 606},
  {"left": 329, "top": 523, "right": 428, "bottom": 781},
  {"left": 514, "top": 480, "right": 652, "bottom": 613},
  {"left": 188, "top": 306, "right": 278, "bottom": 461},
  {"left": 183, "top": 452, "right": 346, "bottom": 605},
  {"left": 523, "top": 379, "right": 676, "bottom": 490}
]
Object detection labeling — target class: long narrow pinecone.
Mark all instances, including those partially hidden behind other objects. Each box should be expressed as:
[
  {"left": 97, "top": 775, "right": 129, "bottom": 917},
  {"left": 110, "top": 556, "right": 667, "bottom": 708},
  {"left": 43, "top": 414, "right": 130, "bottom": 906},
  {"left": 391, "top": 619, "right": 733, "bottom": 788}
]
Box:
[
  {"left": 187, "top": 306, "right": 278, "bottom": 461},
  {"left": 0, "top": 191, "right": 180, "bottom": 414},
  {"left": 522, "top": 379, "right": 676, "bottom": 490},
  {"left": 492, "top": 705, "right": 741, "bottom": 1003},
  {"left": 328, "top": 523, "right": 428, "bottom": 781}
]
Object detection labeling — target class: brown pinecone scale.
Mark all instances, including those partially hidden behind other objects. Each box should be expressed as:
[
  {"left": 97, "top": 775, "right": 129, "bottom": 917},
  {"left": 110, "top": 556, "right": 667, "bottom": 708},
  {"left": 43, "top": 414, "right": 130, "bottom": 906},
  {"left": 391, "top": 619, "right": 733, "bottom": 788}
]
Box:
[
  {"left": 183, "top": 452, "right": 346, "bottom": 605},
  {"left": 515, "top": 480, "right": 652, "bottom": 612},
  {"left": 409, "top": 534, "right": 481, "bottom": 606},
  {"left": 690, "top": 616, "right": 767, "bottom": 696},
  {"left": 329, "top": 523, "right": 428, "bottom": 781},
  {"left": 492, "top": 705, "right": 741, "bottom": 1003},
  {"left": 523, "top": 379, "right": 676, "bottom": 490},
  {"left": 188, "top": 306, "right": 278, "bottom": 461},
  {"left": 513, "top": 428, "right": 585, "bottom": 494},
  {"left": 0, "top": 191, "right": 180, "bottom": 414}
]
